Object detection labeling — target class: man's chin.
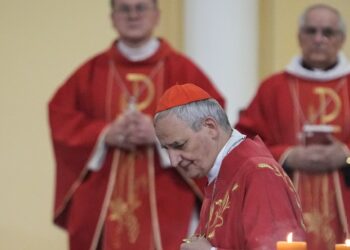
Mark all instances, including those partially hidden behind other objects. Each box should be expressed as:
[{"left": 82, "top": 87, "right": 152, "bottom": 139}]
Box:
[
  {"left": 122, "top": 35, "right": 150, "bottom": 46},
  {"left": 309, "top": 55, "right": 329, "bottom": 64}
]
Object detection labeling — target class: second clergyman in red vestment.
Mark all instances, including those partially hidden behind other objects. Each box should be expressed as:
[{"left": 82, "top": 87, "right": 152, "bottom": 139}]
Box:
[
  {"left": 49, "top": 38, "right": 224, "bottom": 250},
  {"left": 236, "top": 53, "right": 350, "bottom": 250}
]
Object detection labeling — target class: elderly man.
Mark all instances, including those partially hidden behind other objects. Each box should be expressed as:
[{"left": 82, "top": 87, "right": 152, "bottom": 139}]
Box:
[
  {"left": 154, "top": 83, "right": 305, "bottom": 250},
  {"left": 48, "top": 0, "right": 224, "bottom": 249},
  {"left": 236, "top": 4, "right": 350, "bottom": 250}
]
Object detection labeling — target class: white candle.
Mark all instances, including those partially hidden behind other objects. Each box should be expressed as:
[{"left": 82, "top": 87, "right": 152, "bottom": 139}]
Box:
[
  {"left": 335, "top": 239, "right": 350, "bottom": 250},
  {"left": 276, "top": 233, "right": 307, "bottom": 250}
]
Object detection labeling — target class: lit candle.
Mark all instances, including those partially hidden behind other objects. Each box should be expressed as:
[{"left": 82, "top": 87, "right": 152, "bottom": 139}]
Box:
[
  {"left": 276, "top": 233, "right": 307, "bottom": 250},
  {"left": 335, "top": 239, "right": 350, "bottom": 250}
]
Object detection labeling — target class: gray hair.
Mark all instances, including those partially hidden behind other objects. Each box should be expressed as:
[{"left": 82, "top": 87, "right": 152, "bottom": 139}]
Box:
[
  {"left": 155, "top": 98, "right": 232, "bottom": 132},
  {"left": 298, "top": 4, "right": 346, "bottom": 35}
]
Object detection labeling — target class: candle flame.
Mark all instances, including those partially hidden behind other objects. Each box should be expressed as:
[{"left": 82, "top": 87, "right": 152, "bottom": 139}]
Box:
[
  {"left": 346, "top": 239, "right": 350, "bottom": 246},
  {"left": 287, "top": 232, "right": 293, "bottom": 243}
]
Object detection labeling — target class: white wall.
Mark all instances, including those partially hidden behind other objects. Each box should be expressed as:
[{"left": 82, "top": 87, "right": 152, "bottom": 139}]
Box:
[{"left": 184, "top": 0, "right": 259, "bottom": 124}]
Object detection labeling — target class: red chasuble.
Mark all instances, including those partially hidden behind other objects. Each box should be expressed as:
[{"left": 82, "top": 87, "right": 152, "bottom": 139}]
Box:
[
  {"left": 196, "top": 137, "right": 305, "bottom": 250},
  {"left": 48, "top": 38, "right": 224, "bottom": 250},
  {"left": 236, "top": 72, "right": 350, "bottom": 250}
]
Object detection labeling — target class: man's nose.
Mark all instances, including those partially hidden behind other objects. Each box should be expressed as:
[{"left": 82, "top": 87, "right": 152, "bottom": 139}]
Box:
[
  {"left": 168, "top": 150, "right": 181, "bottom": 167},
  {"left": 313, "top": 30, "right": 328, "bottom": 43},
  {"left": 128, "top": 8, "right": 139, "bottom": 18}
]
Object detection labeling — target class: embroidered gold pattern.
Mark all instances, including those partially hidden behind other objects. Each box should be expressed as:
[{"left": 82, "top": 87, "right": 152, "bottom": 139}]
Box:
[
  {"left": 304, "top": 210, "right": 335, "bottom": 250},
  {"left": 206, "top": 183, "right": 239, "bottom": 239},
  {"left": 109, "top": 196, "right": 141, "bottom": 243},
  {"left": 257, "top": 163, "right": 306, "bottom": 229},
  {"left": 104, "top": 64, "right": 162, "bottom": 248},
  {"left": 108, "top": 153, "right": 148, "bottom": 247},
  {"left": 258, "top": 163, "right": 295, "bottom": 193},
  {"left": 310, "top": 87, "right": 341, "bottom": 125},
  {"left": 232, "top": 183, "right": 239, "bottom": 192},
  {"left": 125, "top": 73, "right": 155, "bottom": 111},
  {"left": 302, "top": 174, "right": 337, "bottom": 250},
  {"left": 289, "top": 77, "right": 346, "bottom": 130}
]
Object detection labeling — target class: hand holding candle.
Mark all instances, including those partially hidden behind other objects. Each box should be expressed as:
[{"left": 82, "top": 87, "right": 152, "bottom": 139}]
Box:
[
  {"left": 335, "top": 239, "right": 350, "bottom": 250},
  {"left": 276, "top": 233, "right": 307, "bottom": 250}
]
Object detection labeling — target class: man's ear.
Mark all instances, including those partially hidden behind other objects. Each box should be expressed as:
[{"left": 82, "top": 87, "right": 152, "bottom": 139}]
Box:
[
  {"left": 202, "top": 117, "right": 219, "bottom": 138},
  {"left": 297, "top": 31, "right": 303, "bottom": 46}
]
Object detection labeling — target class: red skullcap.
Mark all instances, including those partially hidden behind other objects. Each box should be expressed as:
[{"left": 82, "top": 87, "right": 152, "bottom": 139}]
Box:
[{"left": 156, "top": 83, "right": 211, "bottom": 113}]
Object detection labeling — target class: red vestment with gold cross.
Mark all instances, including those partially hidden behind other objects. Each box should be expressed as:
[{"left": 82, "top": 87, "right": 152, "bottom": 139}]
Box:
[
  {"left": 236, "top": 70, "right": 350, "bottom": 250},
  {"left": 48, "top": 38, "right": 225, "bottom": 250}
]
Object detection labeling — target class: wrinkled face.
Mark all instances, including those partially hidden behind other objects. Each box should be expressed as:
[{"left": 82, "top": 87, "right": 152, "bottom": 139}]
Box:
[
  {"left": 111, "top": 0, "right": 159, "bottom": 46},
  {"left": 298, "top": 7, "right": 345, "bottom": 69},
  {"left": 155, "top": 113, "right": 218, "bottom": 179}
]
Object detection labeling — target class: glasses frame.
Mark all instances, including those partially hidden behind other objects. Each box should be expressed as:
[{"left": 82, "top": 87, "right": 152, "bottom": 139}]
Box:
[
  {"left": 113, "top": 3, "right": 155, "bottom": 16},
  {"left": 301, "top": 26, "right": 342, "bottom": 39}
]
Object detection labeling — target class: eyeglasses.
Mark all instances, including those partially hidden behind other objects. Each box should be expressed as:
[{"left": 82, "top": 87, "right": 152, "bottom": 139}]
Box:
[
  {"left": 114, "top": 3, "right": 154, "bottom": 16},
  {"left": 301, "top": 26, "right": 341, "bottom": 38}
]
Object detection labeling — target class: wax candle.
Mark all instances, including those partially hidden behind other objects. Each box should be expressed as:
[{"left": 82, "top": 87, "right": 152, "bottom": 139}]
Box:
[
  {"left": 276, "top": 233, "right": 307, "bottom": 250},
  {"left": 335, "top": 239, "right": 350, "bottom": 250}
]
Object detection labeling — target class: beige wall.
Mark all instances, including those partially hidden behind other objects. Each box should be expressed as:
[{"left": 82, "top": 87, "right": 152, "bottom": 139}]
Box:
[
  {"left": 0, "top": 1, "right": 182, "bottom": 249},
  {"left": 259, "top": 0, "right": 350, "bottom": 80}
]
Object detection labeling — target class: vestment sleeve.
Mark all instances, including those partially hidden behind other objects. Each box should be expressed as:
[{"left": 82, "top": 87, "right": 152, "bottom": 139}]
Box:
[
  {"left": 48, "top": 65, "right": 108, "bottom": 227},
  {"left": 48, "top": 70, "right": 108, "bottom": 167}
]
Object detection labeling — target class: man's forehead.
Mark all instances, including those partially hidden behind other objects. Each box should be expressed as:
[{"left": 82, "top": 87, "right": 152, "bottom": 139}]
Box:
[
  {"left": 305, "top": 8, "right": 339, "bottom": 26},
  {"left": 156, "top": 115, "right": 182, "bottom": 134},
  {"left": 155, "top": 115, "right": 189, "bottom": 141}
]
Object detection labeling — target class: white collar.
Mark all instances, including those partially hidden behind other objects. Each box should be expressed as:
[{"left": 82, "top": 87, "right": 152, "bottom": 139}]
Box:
[
  {"left": 117, "top": 38, "right": 160, "bottom": 62},
  {"left": 285, "top": 53, "right": 350, "bottom": 81},
  {"left": 207, "top": 129, "right": 246, "bottom": 184}
]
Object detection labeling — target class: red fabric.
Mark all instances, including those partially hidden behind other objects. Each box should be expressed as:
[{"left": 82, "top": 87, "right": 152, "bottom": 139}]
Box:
[
  {"left": 235, "top": 72, "right": 350, "bottom": 249},
  {"left": 156, "top": 83, "right": 211, "bottom": 113},
  {"left": 196, "top": 137, "right": 306, "bottom": 250},
  {"left": 48, "top": 38, "right": 225, "bottom": 250},
  {"left": 297, "top": 173, "right": 344, "bottom": 250}
]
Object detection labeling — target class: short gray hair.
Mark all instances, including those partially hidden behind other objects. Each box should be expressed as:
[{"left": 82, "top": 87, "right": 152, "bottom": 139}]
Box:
[
  {"left": 298, "top": 4, "right": 346, "bottom": 35},
  {"left": 155, "top": 99, "right": 232, "bottom": 132}
]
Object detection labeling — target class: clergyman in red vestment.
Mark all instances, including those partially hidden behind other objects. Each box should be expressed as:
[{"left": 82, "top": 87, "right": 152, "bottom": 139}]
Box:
[
  {"left": 48, "top": 0, "right": 224, "bottom": 249},
  {"left": 154, "top": 83, "right": 306, "bottom": 250},
  {"left": 236, "top": 4, "right": 350, "bottom": 250}
]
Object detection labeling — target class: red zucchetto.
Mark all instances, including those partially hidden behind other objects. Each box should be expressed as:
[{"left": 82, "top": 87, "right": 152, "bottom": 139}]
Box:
[{"left": 156, "top": 83, "right": 211, "bottom": 113}]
